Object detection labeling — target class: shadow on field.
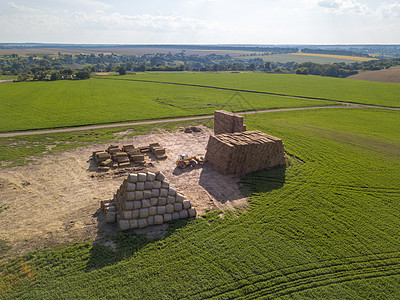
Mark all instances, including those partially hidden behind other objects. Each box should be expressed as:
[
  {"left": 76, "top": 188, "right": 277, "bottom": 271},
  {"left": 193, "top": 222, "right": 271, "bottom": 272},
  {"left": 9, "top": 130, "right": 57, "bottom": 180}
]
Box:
[
  {"left": 87, "top": 212, "right": 190, "bottom": 271},
  {"left": 239, "top": 165, "right": 287, "bottom": 196}
]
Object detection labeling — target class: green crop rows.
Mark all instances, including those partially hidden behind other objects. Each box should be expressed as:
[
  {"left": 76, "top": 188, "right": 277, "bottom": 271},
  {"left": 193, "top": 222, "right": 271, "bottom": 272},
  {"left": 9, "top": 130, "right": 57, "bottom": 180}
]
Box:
[{"left": 1, "top": 108, "right": 400, "bottom": 299}]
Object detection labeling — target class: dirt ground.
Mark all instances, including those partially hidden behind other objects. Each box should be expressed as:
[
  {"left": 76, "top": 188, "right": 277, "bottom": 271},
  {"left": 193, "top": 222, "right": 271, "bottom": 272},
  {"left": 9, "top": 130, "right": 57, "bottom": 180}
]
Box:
[
  {"left": 348, "top": 66, "right": 400, "bottom": 83},
  {"left": 0, "top": 126, "right": 247, "bottom": 258}
]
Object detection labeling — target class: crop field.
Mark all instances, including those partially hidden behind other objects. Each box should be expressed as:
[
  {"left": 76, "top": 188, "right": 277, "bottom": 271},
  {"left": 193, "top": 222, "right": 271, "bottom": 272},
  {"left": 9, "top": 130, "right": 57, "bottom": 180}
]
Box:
[
  {"left": 111, "top": 72, "right": 400, "bottom": 108},
  {"left": 290, "top": 53, "right": 376, "bottom": 62},
  {"left": 1, "top": 107, "right": 400, "bottom": 299},
  {"left": 348, "top": 66, "right": 400, "bottom": 84},
  {"left": 0, "top": 77, "right": 334, "bottom": 133},
  {"left": 237, "top": 53, "right": 364, "bottom": 64}
]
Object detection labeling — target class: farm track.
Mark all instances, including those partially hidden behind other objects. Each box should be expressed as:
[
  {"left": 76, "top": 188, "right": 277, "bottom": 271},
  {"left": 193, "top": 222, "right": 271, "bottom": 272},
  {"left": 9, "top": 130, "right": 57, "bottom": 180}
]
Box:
[{"left": 187, "top": 251, "right": 400, "bottom": 299}]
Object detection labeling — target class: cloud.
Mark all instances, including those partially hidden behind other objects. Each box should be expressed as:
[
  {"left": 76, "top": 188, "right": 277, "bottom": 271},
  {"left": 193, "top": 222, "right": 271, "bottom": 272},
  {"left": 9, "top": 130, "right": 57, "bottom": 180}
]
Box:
[
  {"left": 306, "top": 0, "right": 369, "bottom": 14},
  {"left": 8, "top": 1, "right": 38, "bottom": 12},
  {"left": 378, "top": 2, "right": 400, "bottom": 18}
]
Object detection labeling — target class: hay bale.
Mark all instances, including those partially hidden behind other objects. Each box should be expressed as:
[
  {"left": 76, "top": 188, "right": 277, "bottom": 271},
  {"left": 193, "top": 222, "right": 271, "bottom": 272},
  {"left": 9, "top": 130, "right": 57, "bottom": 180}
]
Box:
[
  {"left": 139, "top": 208, "right": 149, "bottom": 218},
  {"left": 136, "top": 182, "right": 145, "bottom": 191},
  {"left": 138, "top": 173, "right": 147, "bottom": 182},
  {"left": 129, "top": 219, "right": 138, "bottom": 229},
  {"left": 172, "top": 212, "right": 180, "bottom": 220},
  {"left": 168, "top": 188, "right": 176, "bottom": 196},
  {"left": 132, "top": 210, "right": 139, "bottom": 219},
  {"left": 105, "top": 212, "right": 116, "bottom": 223},
  {"left": 155, "top": 154, "right": 167, "bottom": 160},
  {"left": 175, "top": 194, "right": 185, "bottom": 203},
  {"left": 139, "top": 146, "right": 150, "bottom": 153},
  {"left": 149, "top": 206, "right": 157, "bottom": 216},
  {"left": 135, "top": 191, "right": 144, "bottom": 200},
  {"left": 147, "top": 172, "right": 156, "bottom": 181},
  {"left": 144, "top": 181, "right": 153, "bottom": 190},
  {"left": 183, "top": 201, "right": 191, "bottom": 210},
  {"left": 179, "top": 210, "right": 189, "bottom": 219},
  {"left": 174, "top": 203, "right": 183, "bottom": 212},
  {"left": 156, "top": 172, "right": 165, "bottom": 181},
  {"left": 188, "top": 208, "right": 197, "bottom": 218},
  {"left": 97, "top": 166, "right": 110, "bottom": 172},
  {"left": 133, "top": 201, "right": 142, "bottom": 210},
  {"left": 138, "top": 218, "right": 148, "bottom": 228},
  {"left": 150, "top": 198, "right": 158, "bottom": 206},
  {"left": 126, "top": 192, "right": 135, "bottom": 201},
  {"left": 124, "top": 201, "right": 134, "bottom": 210},
  {"left": 143, "top": 190, "right": 152, "bottom": 198},
  {"left": 118, "top": 219, "right": 130, "bottom": 231},
  {"left": 164, "top": 214, "right": 172, "bottom": 222},
  {"left": 118, "top": 161, "right": 131, "bottom": 168},
  {"left": 160, "top": 189, "right": 168, "bottom": 197},
  {"left": 165, "top": 204, "right": 174, "bottom": 214},
  {"left": 100, "top": 158, "right": 113, "bottom": 167},
  {"left": 157, "top": 206, "right": 166, "bottom": 215},
  {"left": 154, "top": 215, "right": 164, "bottom": 225},
  {"left": 151, "top": 189, "right": 160, "bottom": 197},
  {"left": 153, "top": 180, "right": 162, "bottom": 189},
  {"left": 161, "top": 181, "right": 170, "bottom": 189},
  {"left": 167, "top": 196, "right": 175, "bottom": 204},
  {"left": 147, "top": 216, "right": 154, "bottom": 226},
  {"left": 126, "top": 182, "right": 136, "bottom": 192},
  {"left": 131, "top": 155, "right": 145, "bottom": 162},
  {"left": 128, "top": 173, "right": 138, "bottom": 183},
  {"left": 158, "top": 197, "right": 167, "bottom": 205},
  {"left": 122, "top": 210, "right": 132, "bottom": 219},
  {"left": 142, "top": 199, "right": 151, "bottom": 208}
]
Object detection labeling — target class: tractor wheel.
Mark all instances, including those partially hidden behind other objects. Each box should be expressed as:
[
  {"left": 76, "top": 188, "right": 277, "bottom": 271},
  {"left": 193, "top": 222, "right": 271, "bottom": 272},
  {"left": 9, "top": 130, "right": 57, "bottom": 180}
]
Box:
[
  {"left": 190, "top": 160, "right": 196, "bottom": 167},
  {"left": 179, "top": 162, "right": 186, "bottom": 169}
]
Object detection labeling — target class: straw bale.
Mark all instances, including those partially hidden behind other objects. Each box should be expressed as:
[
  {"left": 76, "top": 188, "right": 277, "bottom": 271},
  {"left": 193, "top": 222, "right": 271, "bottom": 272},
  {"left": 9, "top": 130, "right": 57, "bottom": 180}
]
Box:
[
  {"left": 151, "top": 189, "right": 160, "bottom": 197},
  {"left": 149, "top": 143, "right": 160, "bottom": 148},
  {"left": 96, "top": 152, "right": 110, "bottom": 161},
  {"left": 155, "top": 154, "right": 167, "bottom": 160},
  {"left": 124, "top": 201, "right": 134, "bottom": 210},
  {"left": 174, "top": 203, "right": 183, "bottom": 212},
  {"left": 156, "top": 172, "right": 165, "bottom": 181},
  {"left": 100, "top": 158, "right": 113, "bottom": 166},
  {"left": 101, "top": 200, "right": 111, "bottom": 211},
  {"left": 167, "top": 196, "right": 175, "bottom": 204},
  {"left": 128, "top": 173, "right": 138, "bottom": 183},
  {"left": 144, "top": 181, "right": 153, "bottom": 190},
  {"left": 118, "top": 219, "right": 129, "bottom": 231},
  {"left": 175, "top": 193, "right": 185, "bottom": 203},
  {"left": 129, "top": 219, "right": 138, "bottom": 229},
  {"left": 97, "top": 166, "right": 110, "bottom": 172},
  {"left": 126, "top": 192, "right": 135, "bottom": 201},
  {"left": 105, "top": 212, "right": 116, "bottom": 223},
  {"left": 132, "top": 210, "right": 139, "bottom": 219},
  {"left": 157, "top": 206, "right": 166, "bottom": 215},
  {"left": 154, "top": 215, "right": 164, "bottom": 225},
  {"left": 135, "top": 191, "right": 144, "bottom": 200},
  {"left": 118, "top": 161, "right": 131, "bottom": 168},
  {"left": 143, "top": 190, "right": 152, "bottom": 199},
  {"left": 158, "top": 197, "right": 167, "bottom": 206},
  {"left": 122, "top": 210, "right": 132, "bottom": 220},
  {"left": 168, "top": 188, "right": 176, "bottom": 196},
  {"left": 161, "top": 181, "right": 170, "bottom": 189},
  {"left": 179, "top": 210, "right": 189, "bottom": 219},
  {"left": 160, "top": 188, "right": 168, "bottom": 197},
  {"left": 165, "top": 204, "right": 174, "bottom": 214},
  {"left": 153, "top": 180, "right": 162, "bottom": 189},
  {"left": 131, "top": 155, "right": 145, "bottom": 162},
  {"left": 149, "top": 206, "right": 157, "bottom": 216},
  {"left": 150, "top": 198, "right": 158, "bottom": 206},
  {"left": 138, "top": 173, "right": 147, "bottom": 182},
  {"left": 136, "top": 182, "right": 145, "bottom": 191},
  {"left": 138, "top": 218, "right": 148, "bottom": 228},
  {"left": 188, "top": 208, "right": 197, "bottom": 218},
  {"left": 141, "top": 199, "right": 151, "bottom": 208},
  {"left": 147, "top": 172, "right": 156, "bottom": 181},
  {"left": 183, "top": 201, "right": 191, "bottom": 210},
  {"left": 126, "top": 182, "right": 136, "bottom": 192},
  {"left": 139, "top": 208, "right": 149, "bottom": 218},
  {"left": 147, "top": 216, "right": 154, "bottom": 226},
  {"left": 164, "top": 213, "right": 172, "bottom": 222},
  {"left": 139, "top": 146, "right": 150, "bottom": 153},
  {"left": 133, "top": 200, "right": 142, "bottom": 209},
  {"left": 172, "top": 212, "right": 180, "bottom": 220}
]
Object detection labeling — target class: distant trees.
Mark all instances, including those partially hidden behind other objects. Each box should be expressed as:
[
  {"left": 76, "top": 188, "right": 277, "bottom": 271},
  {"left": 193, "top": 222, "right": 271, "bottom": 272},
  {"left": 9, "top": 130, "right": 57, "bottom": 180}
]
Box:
[
  {"left": 117, "top": 66, "right": 126, "bottom": 75},
  {"left": 75, "top": 71, "right": 91, "bottom": 80}
]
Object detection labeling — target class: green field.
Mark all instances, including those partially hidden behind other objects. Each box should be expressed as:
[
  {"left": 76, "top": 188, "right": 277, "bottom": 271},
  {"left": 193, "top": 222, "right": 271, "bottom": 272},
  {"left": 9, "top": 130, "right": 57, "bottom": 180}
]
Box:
[
  {"left": 1, "top": 108, "right": 400, "bottom": 299},
  {"left": 112, "top": 72, "right": 400, "bottom": 107},
  {"left": 0, "top": 78, "right": 333, "bottom": 133}
]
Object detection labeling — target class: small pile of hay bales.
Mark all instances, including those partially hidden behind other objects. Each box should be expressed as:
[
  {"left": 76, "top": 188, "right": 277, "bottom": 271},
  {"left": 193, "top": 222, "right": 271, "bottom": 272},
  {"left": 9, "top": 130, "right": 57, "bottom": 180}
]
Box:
[
  {"left": 104, "top": 171, "right": 196, "bottom": 230},
  {"left": 150, "top": 143, "right": 167, "bottom": 160}
]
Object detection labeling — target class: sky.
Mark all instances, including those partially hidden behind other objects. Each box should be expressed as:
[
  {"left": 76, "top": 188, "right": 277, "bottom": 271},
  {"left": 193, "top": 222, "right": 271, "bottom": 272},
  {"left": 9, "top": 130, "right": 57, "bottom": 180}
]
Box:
[{"left": 0, "top": 0, "right": 399, "bottom": 44}]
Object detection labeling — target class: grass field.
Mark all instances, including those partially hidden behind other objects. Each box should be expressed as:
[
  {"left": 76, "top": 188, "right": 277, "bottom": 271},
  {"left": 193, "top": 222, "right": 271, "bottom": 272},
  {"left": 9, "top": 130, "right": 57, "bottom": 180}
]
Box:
[
  {"left": 238, "top": 53, "right": 365, "bottom": 64},
  {"left": 112, "top": 72, "right": 400, "bottom": 108},
  {"left": 0, "top": 77, "right": 335, "bottom": 133},
  {"left": 1, "top": 108, "right": 400, "bottom": 299}
]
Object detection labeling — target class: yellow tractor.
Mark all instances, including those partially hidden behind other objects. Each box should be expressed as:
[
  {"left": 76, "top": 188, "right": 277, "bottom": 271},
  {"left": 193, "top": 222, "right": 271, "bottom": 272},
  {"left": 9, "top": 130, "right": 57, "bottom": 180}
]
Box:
[{"left": 176, "top": 154, "right": 204, "bottom": 169}]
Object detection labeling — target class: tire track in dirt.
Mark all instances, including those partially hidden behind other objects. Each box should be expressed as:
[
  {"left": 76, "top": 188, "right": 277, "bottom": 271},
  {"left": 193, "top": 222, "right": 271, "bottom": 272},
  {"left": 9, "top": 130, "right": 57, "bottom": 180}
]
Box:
[{"left": 186, "top": 251, "right": 400, "bottom": 299}]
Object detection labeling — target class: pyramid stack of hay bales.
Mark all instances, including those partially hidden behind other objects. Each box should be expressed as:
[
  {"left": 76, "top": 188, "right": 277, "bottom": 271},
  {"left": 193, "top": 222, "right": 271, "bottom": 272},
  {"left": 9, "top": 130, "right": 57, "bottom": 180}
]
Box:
[
  {"left": 205, "top": 130, "right": 285, "bottom": 175},
  {"left": 112, "top": 171, "right": 196, "bottom": 231},
  {"left": 214, "top": 110, "right": 247, "bottom": 135}
]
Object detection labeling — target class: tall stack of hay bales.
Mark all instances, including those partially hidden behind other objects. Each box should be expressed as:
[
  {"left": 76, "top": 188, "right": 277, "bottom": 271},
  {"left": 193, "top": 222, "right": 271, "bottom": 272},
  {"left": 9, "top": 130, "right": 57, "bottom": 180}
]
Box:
[
  {"left": 205, "top": 130, "right": 285, "bottom": 175},
  {"left": 113, "top": 171, "right": 196, "bottom": 231},
  {"left": 214, "top": 110, "right": 247, "bottom": 135}
]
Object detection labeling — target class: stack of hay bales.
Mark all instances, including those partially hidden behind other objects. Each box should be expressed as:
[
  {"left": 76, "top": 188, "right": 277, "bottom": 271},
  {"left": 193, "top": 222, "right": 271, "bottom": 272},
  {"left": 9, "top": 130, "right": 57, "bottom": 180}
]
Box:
[
  {"left": 205, "top": 130, "right": 285, "bottom": 175},
  {"left": 122, "top": 144, "right": 135, "bottom": 154},
  {"left": 214, "top": 110, "right": 247, "bottom": 135},
  {"left": 101, "top": 200, "right": 117, "bottom": 223},
  {"left": 112, "top": 152, "right": 130, "bottom": 168},
  {"left": 113, "top": 171, "right": 196, "bottom": 231},
  {"left": 150, "top": 143, "right": 167, "bottom": 160},
  {"left": 93, "top": 151, "right": 113, "bottom": 171},
  {"left": 107, "top": 145, "right": 120, "bottom": 155}
]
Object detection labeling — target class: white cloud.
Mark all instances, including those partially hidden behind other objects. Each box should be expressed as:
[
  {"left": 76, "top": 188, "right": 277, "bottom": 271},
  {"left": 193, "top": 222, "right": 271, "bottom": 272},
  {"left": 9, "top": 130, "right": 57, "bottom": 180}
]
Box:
[
  {"left": 306, "top": 0, "right": 369, "bottom": 14},
  {"left": 378, "top": 2, "right": 400, "bottom": 18},
  {"left": 8, "top": 1, "right": 38, "bottom": 12}
]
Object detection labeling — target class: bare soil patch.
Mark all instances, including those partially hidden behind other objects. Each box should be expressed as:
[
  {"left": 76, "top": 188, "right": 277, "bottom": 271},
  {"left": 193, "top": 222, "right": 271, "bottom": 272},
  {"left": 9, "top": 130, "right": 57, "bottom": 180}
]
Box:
[
  {"left": 0, "top": 127, "right": 247, "bottom": 258},
  {"left": 348, "top": 67, "right": 400, "bottom": 83}
]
